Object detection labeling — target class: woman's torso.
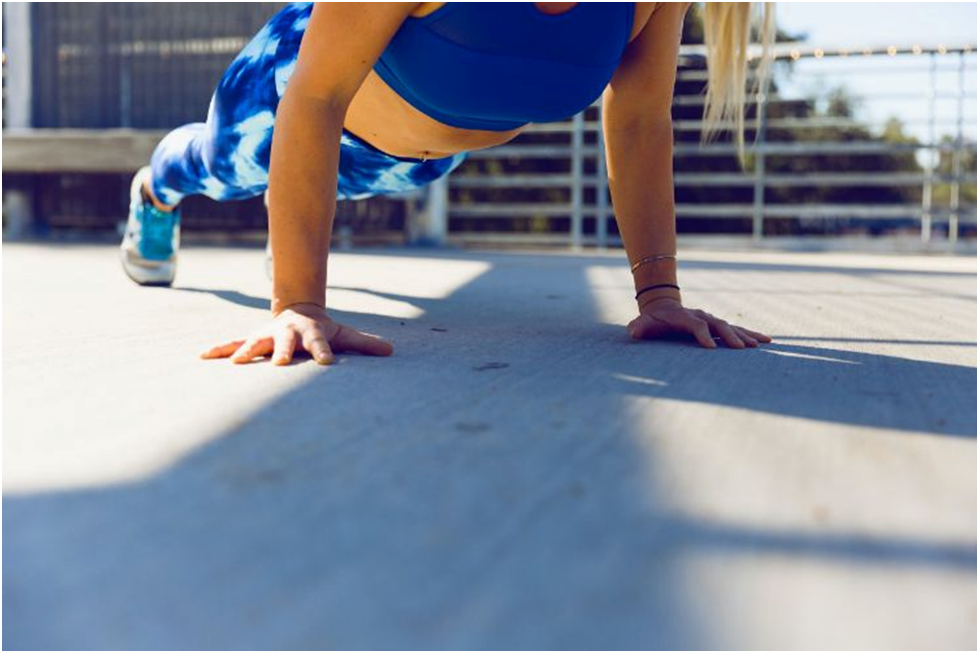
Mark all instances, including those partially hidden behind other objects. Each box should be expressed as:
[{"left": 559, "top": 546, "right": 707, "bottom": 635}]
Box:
[{"left": 343, "top": 2, "right": 655, "bottom": 160}]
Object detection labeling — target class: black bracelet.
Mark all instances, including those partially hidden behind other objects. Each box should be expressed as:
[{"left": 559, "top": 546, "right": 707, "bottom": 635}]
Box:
[{"left": 635, "top": 283, "right": 680, "bottom": 300}]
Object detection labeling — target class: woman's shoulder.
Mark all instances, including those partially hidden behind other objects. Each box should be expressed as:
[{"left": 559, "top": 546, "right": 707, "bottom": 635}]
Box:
[{"left": 410, "top": 2, "right": 445, "bottom": 19}]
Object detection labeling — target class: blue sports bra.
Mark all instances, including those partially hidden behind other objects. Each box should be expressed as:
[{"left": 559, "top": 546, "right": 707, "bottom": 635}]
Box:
[{"left": 373, "top": 2, "right": 636, "bottom": 132}]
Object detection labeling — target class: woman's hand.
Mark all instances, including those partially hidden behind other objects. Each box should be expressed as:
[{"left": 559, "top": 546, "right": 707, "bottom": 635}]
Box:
[
  {"left": 200, "top": 303, "right": 394, "bottom": 365},
  {"left": 627, "top": 297, "right": 772, "bottom": 349}
]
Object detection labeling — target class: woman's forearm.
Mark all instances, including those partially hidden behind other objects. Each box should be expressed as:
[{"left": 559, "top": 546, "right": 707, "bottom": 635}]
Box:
[
  {"left": 267, "top": 91, "right": 347, "bottom": 315},
  {"left": 603, "top": 114, "right": 681, "bottom": 305}
]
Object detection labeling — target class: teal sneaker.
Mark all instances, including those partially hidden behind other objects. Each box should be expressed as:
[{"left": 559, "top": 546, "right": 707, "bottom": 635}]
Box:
[{"left": 120, "top": 166, "right": 180, "bottom": 286}]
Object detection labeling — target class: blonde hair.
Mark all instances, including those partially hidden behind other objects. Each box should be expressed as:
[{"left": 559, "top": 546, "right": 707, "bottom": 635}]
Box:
[{"left": 701, "top": 3, "right": 776, "bottom": 160}]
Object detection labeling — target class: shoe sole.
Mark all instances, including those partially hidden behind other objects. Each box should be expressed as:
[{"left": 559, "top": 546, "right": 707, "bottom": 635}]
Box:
[
  {"left": 120, "top": 249, "right": 176, "bottom": 286},
  {"left": 120, "top": 166, "right": 177, "bottom": 286}
]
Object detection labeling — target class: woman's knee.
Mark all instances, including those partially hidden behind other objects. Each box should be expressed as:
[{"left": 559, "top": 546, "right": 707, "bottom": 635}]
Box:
[{"left": 199, "top": 109, "right": 275, "bottom": 198}]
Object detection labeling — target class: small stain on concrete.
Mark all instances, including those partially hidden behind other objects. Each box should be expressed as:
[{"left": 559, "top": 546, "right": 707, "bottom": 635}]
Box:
[
  {"left": 455, "top": 421, "right": 490, "bottom": 434},
  {"left": 473, "top": 362, "right": 509, "bottom": 371}
]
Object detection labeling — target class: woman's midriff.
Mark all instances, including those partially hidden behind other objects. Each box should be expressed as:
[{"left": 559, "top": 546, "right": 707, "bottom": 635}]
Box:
[{"left": 342, "top": 70, "right": 524, "bottom": 160}]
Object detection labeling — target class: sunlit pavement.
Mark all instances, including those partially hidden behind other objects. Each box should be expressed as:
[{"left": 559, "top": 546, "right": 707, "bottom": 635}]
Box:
[{"left": 3, "top": 242, "right": 976, "bottom": 649}]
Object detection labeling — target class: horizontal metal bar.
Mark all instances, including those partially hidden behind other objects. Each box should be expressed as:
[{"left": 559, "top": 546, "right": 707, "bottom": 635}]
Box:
[
  {"left": 467, "top": 141, "right": 978, "bottom": 160},
  {"left": 448, "top": 232, "right": 579, "bottom": 246},
  {"left": 764, "top": 205, "right": 978, "bottom": 220},
  {"left": 465, "top": 145, "right": 601, "bottom": 159},
  {"left": 763, "top": 173, "right": 979, "bottom": 187},
  {"left": 449, "top": 203, "right": 598, "bottom": 217},
  {"left": 451, "top": 175, "right": 578, "bottom": 188},
  {"left": 454, "top": 172, "right": 979, "bottom": 190},
  {"left": 678, "top": 42, "right": 977, "bottom": 60},
  {"left": 673, "top": 172, "right": 979, "bottom": 187},
  {"left": 674, "top": 141, "right": 975, "bottom": 156},
  {"left": 671, "top": 203, "right": 977, "bottom": 220},
  {"left": 521, "top": 122, "right": 599, "bottom": 133},
  {"left": 673, "top": 116, "right": 974, "bottom": 131},
  {"left": 503, "top": 116, "right": 953, "bottom": 134},
  {"left": 449, "top": 202, "right": 976, "bottom": 222},
  {"left": 678, "top": 64, "right": 977, "bottom": 83},
  {"left": 671, "top": 92, "right": 975, "bottom": 106},
  {"left": 673, "top": 205, "right": 762, "bottom": 218},
  {"left": 448, "top": 231, "right": 979, "bottom": 251}
]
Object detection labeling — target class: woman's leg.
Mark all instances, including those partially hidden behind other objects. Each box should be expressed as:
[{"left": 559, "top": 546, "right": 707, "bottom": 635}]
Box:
[
  {"left": 121, "top": 5, "right": 309, "bottom": 285},
  {"left": 147, "top": 2, "right": 469, "bottom": 208},
  {"left": 136, "top": 2, "right": 470, "bottom": 285},
  {"left": 147, "top": 4, "right": 310, "bottom": 206}
]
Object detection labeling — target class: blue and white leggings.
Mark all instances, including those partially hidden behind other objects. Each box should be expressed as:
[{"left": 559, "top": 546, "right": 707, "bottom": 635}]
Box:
[{"left": 149, "top": 2, "right": 468, "bottom": 207}]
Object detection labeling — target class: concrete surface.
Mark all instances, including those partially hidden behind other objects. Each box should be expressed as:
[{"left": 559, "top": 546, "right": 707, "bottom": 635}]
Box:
[{"left": 3, "top": 242, "right": 976, "bottom": 650}]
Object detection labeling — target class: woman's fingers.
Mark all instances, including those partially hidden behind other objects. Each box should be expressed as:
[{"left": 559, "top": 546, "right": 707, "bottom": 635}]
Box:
[
  {"left": 230, "top": 336, "right": 273, "bottom": 364},
  {"left": 206, "top": 323, "right": 394, "bottom": 366},
  {"left": 705, "top": 315, "right": 746, "bottom": 349},
  {"left": 710, "top": 319, "right": 744, "bottom": 349},
  {"left": 687, "top": 316, "right": 717, "bottom": 349},
  {"left": 201, "top": 340, "right": 246, "bottom": 359},
  {"left": 332, "top": 325, "right": 395, "bottom": 357},
  {"left": 301, "top": 327, "right": 335, "bottom": 365},
  {"left": 732, "top": 326, "right": 759, "bottom": 347},
  {"left": 272, "top": 328, "right": 298, "bottom": 366},
  {"left": 738, "top": 326, "right": 772, "bottom": 343}
]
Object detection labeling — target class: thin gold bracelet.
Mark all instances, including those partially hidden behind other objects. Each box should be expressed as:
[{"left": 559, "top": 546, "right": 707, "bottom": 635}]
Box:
[{"left": 630, "top": 254, "right": 676, "bottom": 273}]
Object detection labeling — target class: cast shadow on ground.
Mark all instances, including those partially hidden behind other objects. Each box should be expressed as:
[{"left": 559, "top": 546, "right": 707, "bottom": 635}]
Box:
[{"left": 6, "top": 249, "right": 974, "bottom": 649}]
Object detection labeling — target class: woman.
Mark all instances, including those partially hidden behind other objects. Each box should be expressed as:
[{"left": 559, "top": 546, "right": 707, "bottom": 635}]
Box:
[{"left": 120, "top": 2, "right": 774, "bottom": 365}]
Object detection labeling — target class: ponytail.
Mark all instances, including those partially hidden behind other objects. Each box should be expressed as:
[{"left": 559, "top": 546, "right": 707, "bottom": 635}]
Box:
[{"left": 701, "top": 2, "right": 776, "bottom": 160}]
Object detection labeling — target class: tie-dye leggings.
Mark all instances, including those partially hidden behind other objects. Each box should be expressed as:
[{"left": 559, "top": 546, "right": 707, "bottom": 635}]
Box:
[{"left": 149, "top": 2, "right": 468, "bottom": 207}]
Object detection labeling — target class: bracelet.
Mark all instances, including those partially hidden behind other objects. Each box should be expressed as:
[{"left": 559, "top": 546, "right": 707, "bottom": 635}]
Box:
[
  {"left": 630, "top": 254, "right": 676, "bottom": 273},
  {"left": 635, "top": 283, "right": 680, "bottom": 300}
]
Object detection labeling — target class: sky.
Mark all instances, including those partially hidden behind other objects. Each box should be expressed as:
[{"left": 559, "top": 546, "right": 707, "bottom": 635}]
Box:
[
  {"left": 771, "top": 2, "right": 977, "bottom": 143},
  {"left": 775, "top": 2, "right": 977, "bottom": 48}
]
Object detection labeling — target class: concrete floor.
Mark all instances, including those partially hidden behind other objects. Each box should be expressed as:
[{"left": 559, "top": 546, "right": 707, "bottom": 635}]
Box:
[{"left": 3, "top": 242, "right": 976, "bottom": 649}]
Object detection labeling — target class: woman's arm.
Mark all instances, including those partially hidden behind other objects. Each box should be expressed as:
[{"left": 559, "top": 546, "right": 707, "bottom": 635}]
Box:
[
  {"left": 204, "top": 3, "right": 418, "bottom": 365},
  {"left": 269, "top": 2, "right": 419, "bottom": 315},
  {"left": 602, "top": 3, "right": 770, "bottom": 348},
  {"left": 603, "top": 3, "right": 687, "bottom": 306}
]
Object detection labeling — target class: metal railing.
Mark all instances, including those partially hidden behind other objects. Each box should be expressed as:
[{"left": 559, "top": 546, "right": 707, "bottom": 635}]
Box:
[
  {"left": 3, "top": 27, "right": 977, "bottom": 247},
  {"left": 440, "top": 43, "right": 977, "bottom": 248}
]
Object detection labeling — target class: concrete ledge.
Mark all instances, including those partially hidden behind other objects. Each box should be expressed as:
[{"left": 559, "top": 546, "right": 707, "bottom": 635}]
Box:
[{"left": 2, "top": 128, "right": 168, "bottom": 172}]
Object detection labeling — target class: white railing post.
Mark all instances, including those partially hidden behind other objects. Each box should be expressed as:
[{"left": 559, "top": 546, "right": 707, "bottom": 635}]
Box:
[
  {"left": 921, "top": 52, "right": 937, "bottom": 243},
  {"left": 751, "top": 77, "right": 770, "bottom": 242},
  {"left": 3, "top": 2, "right": 33, "bottom": 129},
  {"left": 3, "top": 2, "right": 36, "bottom": 239},
  {"left": 570, "top": 112, "right": 584, "bottom": 250},
  {"left": 411, "top": 176, "right": 449, "bottom": 246},
  {"left": 949, "top": 50, "right": 965, "bottom": 245},
  {"left": 595, "top": 104, "right": 609, "bottom": 250}
]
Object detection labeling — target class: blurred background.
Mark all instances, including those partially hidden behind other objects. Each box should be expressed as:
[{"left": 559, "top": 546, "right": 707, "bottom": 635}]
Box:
[{"left": 2, "top": 2, "right": 976, "bottom": 250}]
